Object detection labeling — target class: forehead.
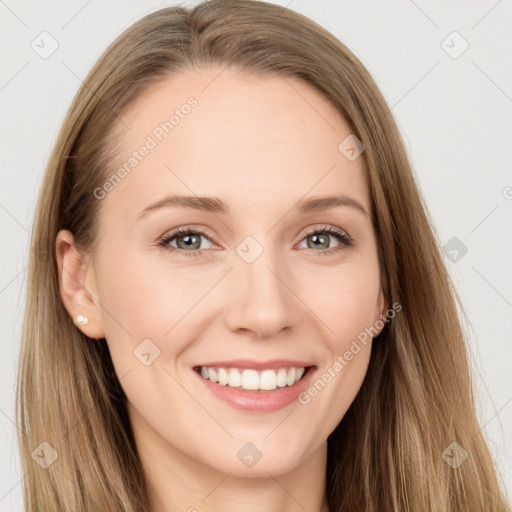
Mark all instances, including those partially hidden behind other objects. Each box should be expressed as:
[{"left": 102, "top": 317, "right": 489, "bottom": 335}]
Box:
[{"left": 102, "top": 67, "right": 370, "bottom": 222}]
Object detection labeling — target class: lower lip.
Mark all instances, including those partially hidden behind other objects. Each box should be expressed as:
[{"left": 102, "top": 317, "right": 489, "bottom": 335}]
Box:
[{"left": 193, "top": 366, "right": 316, "bottom": 413}]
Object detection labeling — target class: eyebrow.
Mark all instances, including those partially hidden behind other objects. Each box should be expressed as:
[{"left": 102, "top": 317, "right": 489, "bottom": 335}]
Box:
[{"left": 137, "top": 194, "right": 369, "bottom": 219}]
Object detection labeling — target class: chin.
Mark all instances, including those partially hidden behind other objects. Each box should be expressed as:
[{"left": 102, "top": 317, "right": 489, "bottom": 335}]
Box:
[{"left": 204, "top": 446, "right": 308, "bottom": 478}]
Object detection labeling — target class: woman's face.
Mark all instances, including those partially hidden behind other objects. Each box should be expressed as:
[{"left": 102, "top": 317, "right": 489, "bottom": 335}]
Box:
[{"left": 68, "top": 67, "right": 387, "bottom": 477}]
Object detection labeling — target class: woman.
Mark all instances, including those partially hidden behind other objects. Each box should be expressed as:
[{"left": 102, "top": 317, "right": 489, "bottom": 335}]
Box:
[{"left": 16, "top": 0, "right": 510, "bottom": 510}]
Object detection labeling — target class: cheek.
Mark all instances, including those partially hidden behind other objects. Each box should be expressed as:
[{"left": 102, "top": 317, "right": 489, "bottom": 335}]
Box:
[
  {"left": 95, "top": 253, "right": 220, "bottom": 394},
  {"left": 296, "top": 260, "right": 379, "bottom": 423},
  {"left": 302, "top": 257, "right": 382, "bottom": 344},
  {"left": 90, "top": 241, "right": 381, "bottom": 473},
  {"left": 93, "top": 258, "right": 199, "bottom": 422},
  {"left": 97, "top": 246, "right": 381, "bottom": 367},
  {"left": 97, "top": 253, "right": 200, "bottom": 338}
]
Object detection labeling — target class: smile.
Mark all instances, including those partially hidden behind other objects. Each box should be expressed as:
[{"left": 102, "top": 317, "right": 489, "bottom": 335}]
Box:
[{"left": 195, "top": 366, "right": 308, "bottom": 391}]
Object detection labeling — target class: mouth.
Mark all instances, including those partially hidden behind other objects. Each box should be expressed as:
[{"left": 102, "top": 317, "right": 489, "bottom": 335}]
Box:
[{"left": 192, "top": 364, "right": 315, "bottom": 393}]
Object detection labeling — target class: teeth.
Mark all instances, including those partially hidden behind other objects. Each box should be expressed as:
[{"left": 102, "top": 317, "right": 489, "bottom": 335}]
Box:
[
  {"left": 260, "top": 370, "right": 277, "bottom": 390},
  {"left": 228, "top": 368, "right": 242, "bottom": 387},
  {"left": 286, "top": 367, "right": 296, "bottom": 386},
  {"left": 198, "top": 366, "right": 307, "bottom": 391},
  {"left": 218, "top": 367, "right": 229, "bottom": 386},
  {"left": 243, "top": 369, "right": 259, "bottom": 390},
  {"left": 276, "top": 368, "right": 287, "bottom": 387}
]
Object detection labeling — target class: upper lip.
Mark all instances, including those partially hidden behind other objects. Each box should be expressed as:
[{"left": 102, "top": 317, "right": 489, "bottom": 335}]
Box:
[{"left": 194, "top": 359, "right": 315, "bottom": 371}]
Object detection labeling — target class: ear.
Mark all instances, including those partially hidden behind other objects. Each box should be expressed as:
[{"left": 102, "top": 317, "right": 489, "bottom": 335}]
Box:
[{"left": 55, "top": 229, "right": 105, "bottom": 340}]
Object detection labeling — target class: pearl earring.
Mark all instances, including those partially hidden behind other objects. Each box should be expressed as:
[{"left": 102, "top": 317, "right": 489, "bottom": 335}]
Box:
[{"left": 77, "top": 315, "right": 89, "bottom": 325}]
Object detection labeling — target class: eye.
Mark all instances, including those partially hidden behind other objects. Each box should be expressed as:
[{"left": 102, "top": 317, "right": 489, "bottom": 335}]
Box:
[
  {"left": 297, "top": 225, "right": 354, "bottom": 256},
  {"left": 158, "top": 227, "right": 216, "bottom": 258},
  {"left": 158, "top": 224, "right": 354, "bottom": 258}
]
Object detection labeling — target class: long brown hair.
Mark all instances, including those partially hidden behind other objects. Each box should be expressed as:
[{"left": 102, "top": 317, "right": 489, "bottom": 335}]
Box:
[{"left": 17, "top": 1, "right": 510, "bottom": 510}]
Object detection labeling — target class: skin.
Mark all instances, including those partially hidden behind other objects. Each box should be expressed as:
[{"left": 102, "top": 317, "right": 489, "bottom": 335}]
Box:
[{"left": 56, "top": 66, "right": 388, "bottom": 512}]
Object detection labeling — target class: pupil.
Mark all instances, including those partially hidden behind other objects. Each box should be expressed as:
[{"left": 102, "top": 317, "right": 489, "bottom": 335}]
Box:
[
  {"left": 180, "top": 234, "right": 199, "bottom": 249},
  {"left": 310, "top": 233, "right": 328, "bottom": 249}
]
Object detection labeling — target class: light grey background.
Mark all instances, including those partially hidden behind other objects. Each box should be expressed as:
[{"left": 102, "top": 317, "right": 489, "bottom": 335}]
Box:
[{"left": 1, "top": 1, "right": 511, "bottom": 509}]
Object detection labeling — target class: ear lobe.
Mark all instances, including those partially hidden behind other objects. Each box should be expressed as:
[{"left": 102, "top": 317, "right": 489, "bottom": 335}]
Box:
[{"left": 55, "top": 229, "right": 105, "bottom": 339}]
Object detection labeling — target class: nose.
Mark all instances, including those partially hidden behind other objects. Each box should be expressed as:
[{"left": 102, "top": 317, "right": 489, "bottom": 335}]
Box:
[{"left": 224, "top": 243, "right": 302, "bottom": 339}]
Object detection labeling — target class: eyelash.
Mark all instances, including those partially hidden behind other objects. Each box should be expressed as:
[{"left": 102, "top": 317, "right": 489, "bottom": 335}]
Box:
[{"left": 158, "top": 225, "right": 354, "bottom": 258}]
